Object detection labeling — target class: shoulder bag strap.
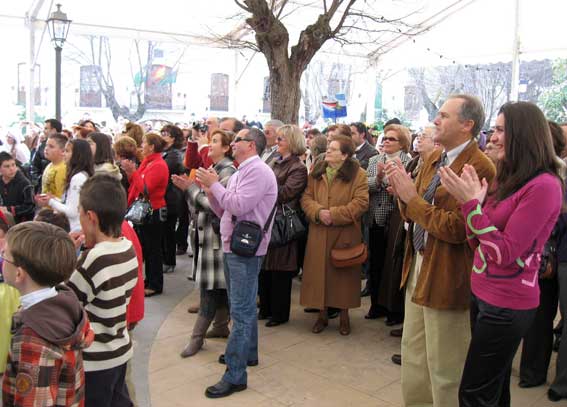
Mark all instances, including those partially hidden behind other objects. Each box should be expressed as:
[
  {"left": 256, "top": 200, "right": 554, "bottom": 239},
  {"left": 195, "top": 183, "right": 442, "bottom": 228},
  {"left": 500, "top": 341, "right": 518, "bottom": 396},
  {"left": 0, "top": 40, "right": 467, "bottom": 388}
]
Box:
[
  {"left": 230, "top": 202, "right": 277, "bottom": 231},
  {"left": 263, "top": 203, "right": 278, "bottom": 233},
  {"left": 143, "top": 181, "right": 149, "bottom": 199}
]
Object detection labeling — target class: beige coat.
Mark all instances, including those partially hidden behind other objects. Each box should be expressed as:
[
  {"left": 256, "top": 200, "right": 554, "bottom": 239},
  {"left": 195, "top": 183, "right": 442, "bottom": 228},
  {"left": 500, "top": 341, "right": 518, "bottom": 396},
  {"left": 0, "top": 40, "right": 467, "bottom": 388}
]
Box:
[{"left": 300, "top": 158, "right": 369, "bottom": 309}]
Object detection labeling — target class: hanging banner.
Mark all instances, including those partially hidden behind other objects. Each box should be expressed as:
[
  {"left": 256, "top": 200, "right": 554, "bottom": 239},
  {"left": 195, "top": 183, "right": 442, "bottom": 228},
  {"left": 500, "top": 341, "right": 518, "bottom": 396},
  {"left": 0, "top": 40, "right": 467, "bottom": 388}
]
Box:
[{"left": 322, "top": 93, "right": 347, "bottom": 120}]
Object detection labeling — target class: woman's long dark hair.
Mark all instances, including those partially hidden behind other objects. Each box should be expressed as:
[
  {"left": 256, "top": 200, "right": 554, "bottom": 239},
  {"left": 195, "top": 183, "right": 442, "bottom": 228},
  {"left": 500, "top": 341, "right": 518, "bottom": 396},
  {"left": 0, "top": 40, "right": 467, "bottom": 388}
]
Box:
[
  {"left": 492, "top": 102, "right": 563, "bottom": 201},
  {"left": 89, "top": 132, "right": 114, "bottom": 165},
  {"left": 161, "top": 125, "right": 184, "bottom": 149},
  {"left": 66, "top": 139, "right": 94, "bottom": 192}
]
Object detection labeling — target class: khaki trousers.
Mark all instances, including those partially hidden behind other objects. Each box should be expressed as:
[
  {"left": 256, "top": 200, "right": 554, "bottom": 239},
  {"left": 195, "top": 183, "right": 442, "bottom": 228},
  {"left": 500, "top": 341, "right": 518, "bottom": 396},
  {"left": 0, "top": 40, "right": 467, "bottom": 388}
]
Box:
[{"left": 401, "top": 254, "right": 471, "bottom": 407}]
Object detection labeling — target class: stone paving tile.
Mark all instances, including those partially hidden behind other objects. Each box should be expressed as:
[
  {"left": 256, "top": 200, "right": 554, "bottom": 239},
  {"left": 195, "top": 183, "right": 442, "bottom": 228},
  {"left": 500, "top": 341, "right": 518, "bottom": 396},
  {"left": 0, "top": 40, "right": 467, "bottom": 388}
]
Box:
[{"left": 149, "top": 280, "right": 561, "bottom": 407}]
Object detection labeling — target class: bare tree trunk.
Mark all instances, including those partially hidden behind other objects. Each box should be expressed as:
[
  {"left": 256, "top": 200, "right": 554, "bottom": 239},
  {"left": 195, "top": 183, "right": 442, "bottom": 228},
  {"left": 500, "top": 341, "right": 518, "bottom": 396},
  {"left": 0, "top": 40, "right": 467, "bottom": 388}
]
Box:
[
  {"left": 270, "top": 64, "right": 302, "bottom": 123},
  {"left": 88, "top": 36, "right": 152, "bottom": 122},
  {"left": 238, "top": 0, "right": 357, "bottom": 124}
]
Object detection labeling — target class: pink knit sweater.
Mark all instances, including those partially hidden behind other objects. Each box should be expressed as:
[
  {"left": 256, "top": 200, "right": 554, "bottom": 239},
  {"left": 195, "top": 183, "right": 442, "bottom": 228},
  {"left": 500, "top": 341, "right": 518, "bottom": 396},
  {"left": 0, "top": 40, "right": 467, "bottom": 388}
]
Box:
[{"left": 462, "top": 173, "right": 562, "bottom": 310}]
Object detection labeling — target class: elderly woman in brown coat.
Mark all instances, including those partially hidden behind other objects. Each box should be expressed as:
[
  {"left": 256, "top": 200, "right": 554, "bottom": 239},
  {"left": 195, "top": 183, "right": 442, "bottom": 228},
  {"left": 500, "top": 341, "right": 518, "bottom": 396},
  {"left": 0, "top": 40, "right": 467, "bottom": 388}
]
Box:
[
  {"left": 260, "top": 125, "right": 308, "bottom": 327},
  {"left": 300, "top": 135, "right": 369, "bottom": 335}
]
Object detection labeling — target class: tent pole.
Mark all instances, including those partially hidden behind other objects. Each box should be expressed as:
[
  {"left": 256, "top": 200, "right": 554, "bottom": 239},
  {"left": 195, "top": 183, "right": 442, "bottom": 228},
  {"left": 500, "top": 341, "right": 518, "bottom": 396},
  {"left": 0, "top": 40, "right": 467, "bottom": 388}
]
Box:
[{"left": 510, "top": 0, "right": 521, "bottom": 101}]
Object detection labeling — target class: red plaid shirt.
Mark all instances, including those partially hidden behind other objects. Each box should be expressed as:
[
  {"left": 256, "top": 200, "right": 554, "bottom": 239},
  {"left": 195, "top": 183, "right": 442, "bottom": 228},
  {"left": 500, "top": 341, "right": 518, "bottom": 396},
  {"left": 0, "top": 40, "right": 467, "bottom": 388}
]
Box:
[{"left": 2, "top": 313, "right": 94, "bottom": 406}]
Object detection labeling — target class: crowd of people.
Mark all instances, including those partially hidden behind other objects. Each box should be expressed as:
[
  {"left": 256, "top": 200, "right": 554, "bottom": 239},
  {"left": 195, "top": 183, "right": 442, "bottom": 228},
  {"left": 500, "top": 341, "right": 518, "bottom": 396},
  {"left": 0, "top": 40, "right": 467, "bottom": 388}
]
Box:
[{"left": 0, "top": 94, "right": 567, "bottom": 406}]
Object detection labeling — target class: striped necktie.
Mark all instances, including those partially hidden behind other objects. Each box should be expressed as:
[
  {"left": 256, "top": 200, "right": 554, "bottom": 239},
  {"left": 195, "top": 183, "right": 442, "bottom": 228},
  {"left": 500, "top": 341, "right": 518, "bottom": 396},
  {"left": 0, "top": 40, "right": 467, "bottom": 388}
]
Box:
[{"left": 412, "top": 153, "right": 448, "bottom": 252}]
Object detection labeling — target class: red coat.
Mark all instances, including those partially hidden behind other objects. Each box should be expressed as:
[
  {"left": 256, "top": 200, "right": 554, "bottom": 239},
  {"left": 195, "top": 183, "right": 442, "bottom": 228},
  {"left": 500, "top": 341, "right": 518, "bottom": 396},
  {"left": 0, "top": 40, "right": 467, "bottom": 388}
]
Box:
[
  {"left": 184, "top": 142, "right": 213, "bottom": 170},
  {"left": 122, "top": 221, "right": 144, "bottom": 327},
  {"left": 127, "top": 153, "right": 169, "bottom": 209}
]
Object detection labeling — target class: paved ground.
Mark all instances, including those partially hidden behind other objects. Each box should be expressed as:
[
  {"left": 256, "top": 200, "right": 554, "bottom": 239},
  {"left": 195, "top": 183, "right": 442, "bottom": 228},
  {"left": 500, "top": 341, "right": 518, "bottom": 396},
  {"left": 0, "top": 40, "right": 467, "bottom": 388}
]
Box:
[
  {"left": 143, "top": 278, "right": 564, "bottom": 407},
  {"left": 130, "top": 253, "right": 195, "bottom": 407}
]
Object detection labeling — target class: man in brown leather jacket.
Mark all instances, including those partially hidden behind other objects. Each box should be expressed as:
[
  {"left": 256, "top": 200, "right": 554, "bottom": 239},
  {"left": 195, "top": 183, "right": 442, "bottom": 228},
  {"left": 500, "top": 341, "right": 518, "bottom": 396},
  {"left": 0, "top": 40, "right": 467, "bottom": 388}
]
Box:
[{"left": 387, "top": 94, "right": 496, "bottom": 407}]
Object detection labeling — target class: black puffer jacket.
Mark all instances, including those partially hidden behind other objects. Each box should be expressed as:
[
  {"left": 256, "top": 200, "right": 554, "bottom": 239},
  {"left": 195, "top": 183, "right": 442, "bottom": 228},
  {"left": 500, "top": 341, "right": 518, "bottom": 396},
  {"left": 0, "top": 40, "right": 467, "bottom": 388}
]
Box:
[
  {"left": 0, "top": 170, "right": 35, "bottom": 222},
  {"left": 162, "top": 146, "right": 186, "bottom": 215},
  {"left": 30, "top": 141, "right": 49, "bottom": 192}
]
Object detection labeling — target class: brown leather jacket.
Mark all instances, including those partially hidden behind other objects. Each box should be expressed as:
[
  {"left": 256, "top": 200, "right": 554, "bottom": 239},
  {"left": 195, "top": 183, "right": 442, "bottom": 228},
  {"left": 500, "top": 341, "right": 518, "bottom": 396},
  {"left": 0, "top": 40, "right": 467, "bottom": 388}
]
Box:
[
  {"left": 263, "top": 155, "right": 308, "bottom": 271},
  {"left": 400, "top": 141, "right": 496, "bottom": 310}
]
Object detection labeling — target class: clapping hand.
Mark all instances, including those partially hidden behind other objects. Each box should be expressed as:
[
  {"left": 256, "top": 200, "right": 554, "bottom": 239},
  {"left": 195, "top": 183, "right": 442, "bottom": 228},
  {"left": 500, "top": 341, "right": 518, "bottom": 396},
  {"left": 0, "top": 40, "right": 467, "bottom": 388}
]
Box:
[
  {"left": 171, "top": 174, "right": 194, "bottom": 191},
  {"left": 35, "top": 193, "right": 53, "bottom": 207},
  {"left": 385, "top": 159, "right": 417, "bottom": 203},
  {"left": 439, "top": 164, "right": 488, "bottom": 204},
  {"left": 195, "top": 167, "right": 219, "bottom": 188},
  {"left": 376, "top": 162, "right": 386, "bottom": 186},
  {"left": 120, "top": 159, "right": 137, "bottom": 177}
]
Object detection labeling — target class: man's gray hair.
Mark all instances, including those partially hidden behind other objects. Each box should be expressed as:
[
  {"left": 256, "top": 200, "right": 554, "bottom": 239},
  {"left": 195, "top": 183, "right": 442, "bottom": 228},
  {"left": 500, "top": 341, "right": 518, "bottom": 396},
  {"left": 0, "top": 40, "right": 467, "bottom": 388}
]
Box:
[
  {"left": 265, "top": 119, "right": 284, "bottom": 129},
  {"left": 248, "top": 127, "right": 267, "bottom": 156},
  {"left": 448, "top": 94, "right": 485, "bottom": 138}
]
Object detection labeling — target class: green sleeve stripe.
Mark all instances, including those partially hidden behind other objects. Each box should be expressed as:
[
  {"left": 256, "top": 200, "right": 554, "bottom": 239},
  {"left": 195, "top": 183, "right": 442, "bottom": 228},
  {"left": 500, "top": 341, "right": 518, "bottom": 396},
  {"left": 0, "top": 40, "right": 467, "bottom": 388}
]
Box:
[
  {"left": 516, "top": 258, "right": 525, "bottom": 268},
  {"left": 473, "top": 246, "right": 487, "bottom": 274},
  {"left": 466, "top": 203, "right": 498, "bottom": 236}
]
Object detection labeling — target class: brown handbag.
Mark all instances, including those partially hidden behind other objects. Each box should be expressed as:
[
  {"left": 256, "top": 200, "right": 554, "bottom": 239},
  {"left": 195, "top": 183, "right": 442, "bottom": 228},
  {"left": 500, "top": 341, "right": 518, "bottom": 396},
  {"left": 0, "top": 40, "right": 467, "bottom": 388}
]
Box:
[
  {"left": 331, "top": 243, "right": 368, "bottom": 268},
  {"left": 330, "top": 217, "right": 368, "bottom": 268}
]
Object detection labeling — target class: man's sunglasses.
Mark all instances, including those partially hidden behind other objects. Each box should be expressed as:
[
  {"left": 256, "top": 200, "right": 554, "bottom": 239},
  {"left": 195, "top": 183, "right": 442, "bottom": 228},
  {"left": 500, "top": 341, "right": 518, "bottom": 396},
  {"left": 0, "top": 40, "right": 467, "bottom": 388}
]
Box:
[{"left": 234, "top": 137, "right": 254, "bottom": 143}]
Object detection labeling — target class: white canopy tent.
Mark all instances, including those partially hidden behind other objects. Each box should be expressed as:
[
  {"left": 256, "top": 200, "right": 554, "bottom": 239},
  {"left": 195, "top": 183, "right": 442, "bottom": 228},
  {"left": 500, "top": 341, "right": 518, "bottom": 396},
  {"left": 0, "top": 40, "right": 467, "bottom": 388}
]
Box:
[{"left": 0, "top": 0, "right": 565, "bottom": 127}]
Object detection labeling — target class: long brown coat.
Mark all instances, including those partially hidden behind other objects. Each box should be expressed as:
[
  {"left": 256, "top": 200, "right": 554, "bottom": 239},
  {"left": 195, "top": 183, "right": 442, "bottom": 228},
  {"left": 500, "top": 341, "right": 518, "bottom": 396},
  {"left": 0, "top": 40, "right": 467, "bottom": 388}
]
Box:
[
  {"left": 263, "top": 155, "right": 308, "bottom": 271},
  {"left": 300, "top": 158, "right": 369, "bottom": 309}
]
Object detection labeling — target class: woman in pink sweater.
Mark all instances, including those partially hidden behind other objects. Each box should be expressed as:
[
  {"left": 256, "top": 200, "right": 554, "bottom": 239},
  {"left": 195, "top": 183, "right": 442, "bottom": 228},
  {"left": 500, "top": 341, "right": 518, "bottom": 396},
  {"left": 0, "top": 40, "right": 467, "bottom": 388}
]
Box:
[{"left": 439, "top": 101, "right": 563, "bottom": 407}]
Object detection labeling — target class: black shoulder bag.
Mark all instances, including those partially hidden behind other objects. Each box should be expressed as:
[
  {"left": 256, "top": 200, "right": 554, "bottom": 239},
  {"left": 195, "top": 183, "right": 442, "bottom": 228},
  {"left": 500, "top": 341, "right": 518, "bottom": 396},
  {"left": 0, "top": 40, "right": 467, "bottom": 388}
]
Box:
[
  {"left": 125, "top": 182, "right": 153, "bottom": 225},
  {"left": 230, "top": 206, "right": 277, "bottom": 257},
  {"left": 269, "top": 204, "right": 307, "bottom": 248}
]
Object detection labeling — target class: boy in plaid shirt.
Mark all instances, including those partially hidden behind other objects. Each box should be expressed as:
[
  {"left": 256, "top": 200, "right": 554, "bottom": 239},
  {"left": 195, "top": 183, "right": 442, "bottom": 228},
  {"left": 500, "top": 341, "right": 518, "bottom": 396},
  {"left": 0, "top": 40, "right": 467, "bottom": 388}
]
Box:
[{"left": 2, "top": 221, "right": 94, "bottom": 406}]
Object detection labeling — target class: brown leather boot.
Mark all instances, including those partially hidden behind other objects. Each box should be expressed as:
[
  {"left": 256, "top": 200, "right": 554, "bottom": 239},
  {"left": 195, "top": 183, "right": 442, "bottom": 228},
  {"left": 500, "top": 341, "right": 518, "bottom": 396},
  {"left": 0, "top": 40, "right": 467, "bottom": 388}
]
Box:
[
  {"left": 205, "top": 307, "right": 230, "bottom": 338},
  {"left": 312, "top": 311, "right": 329, "bottom": 334},
  {"left": 180, "top": 315, "right": 211, "bottom": 358}
]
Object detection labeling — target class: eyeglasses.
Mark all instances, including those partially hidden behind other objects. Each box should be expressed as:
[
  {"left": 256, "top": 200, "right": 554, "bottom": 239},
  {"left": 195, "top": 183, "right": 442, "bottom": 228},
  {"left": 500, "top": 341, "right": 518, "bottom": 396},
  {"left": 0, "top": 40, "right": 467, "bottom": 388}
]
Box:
[
  {"left": 234, "top": 137, "right": 254, "bottom": 143},
  {"left": 0, "top": 252, "right": 16, "bottom": 267},
  {"left": 277, "top": 136, "right": 286, "bottom": 142},
  {"left": 382, "top": 137, "right": 399, "bottom": 142}
]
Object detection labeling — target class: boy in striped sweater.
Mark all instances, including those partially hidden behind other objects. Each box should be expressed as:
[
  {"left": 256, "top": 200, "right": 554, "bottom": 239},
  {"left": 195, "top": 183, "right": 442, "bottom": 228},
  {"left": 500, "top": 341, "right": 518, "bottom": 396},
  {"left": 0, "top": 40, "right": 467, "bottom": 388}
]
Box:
[{"left": 67, "top": 175, "right": 138, "bottom": 407}]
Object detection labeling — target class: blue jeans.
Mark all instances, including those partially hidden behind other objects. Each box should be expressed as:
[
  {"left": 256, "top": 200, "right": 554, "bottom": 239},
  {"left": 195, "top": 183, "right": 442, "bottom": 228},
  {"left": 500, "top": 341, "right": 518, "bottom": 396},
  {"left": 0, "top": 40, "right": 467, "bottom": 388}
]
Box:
[{"left": 222, "top": 253, "right": 262, "bottom": 385}]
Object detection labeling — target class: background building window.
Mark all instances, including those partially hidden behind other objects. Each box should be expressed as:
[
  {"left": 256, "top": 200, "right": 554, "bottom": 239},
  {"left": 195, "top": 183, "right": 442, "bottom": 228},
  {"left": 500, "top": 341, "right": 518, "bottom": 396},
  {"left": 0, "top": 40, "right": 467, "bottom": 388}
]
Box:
[
  {"left": 80, "top": 65, "right": 102, "bottom": 108},
  {"left": 146, "top": 64, "right": 174, "bottom": 110},
  {"left": 210, "top": 73, "right": 229, "bottom": 111},
  {"left": 17, "top": 63, "right": 41, "bottom": 106}
]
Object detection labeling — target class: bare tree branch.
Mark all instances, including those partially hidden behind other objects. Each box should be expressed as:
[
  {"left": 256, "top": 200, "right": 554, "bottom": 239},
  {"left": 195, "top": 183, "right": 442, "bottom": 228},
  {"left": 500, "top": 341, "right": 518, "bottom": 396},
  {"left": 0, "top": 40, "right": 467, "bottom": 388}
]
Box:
[
  {"left": 275, "top": 0, "right": 289, "bottom": 19},
  {"left": 278, "top": 0, "right": 319, "bottom": 20},
  {"left": 200, "top": 0, "right": 421, "bottom": 123},
  {"left": 234, "top": 0, "right": 251, "bottom": 12},
  {"left": 330, "top": 0, "right": 356, "bottom": 36}
]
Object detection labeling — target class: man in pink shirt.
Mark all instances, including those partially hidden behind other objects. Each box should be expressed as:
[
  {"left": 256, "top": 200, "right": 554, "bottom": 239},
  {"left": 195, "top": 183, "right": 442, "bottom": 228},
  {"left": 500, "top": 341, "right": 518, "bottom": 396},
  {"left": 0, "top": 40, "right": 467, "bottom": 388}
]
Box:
[{"left": 197, "top": 127, "right": 277, "bottom": 399}]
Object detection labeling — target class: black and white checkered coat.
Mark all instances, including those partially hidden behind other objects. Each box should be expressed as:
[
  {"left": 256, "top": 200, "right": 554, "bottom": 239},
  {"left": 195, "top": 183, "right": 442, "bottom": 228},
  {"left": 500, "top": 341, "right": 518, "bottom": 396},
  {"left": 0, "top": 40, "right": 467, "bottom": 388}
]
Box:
[
  {"left": 187, "top": 158, "right": 236, "bottom": 290},
  {"left": 367, "top": 152, "right": 411, "bottom": 226}
]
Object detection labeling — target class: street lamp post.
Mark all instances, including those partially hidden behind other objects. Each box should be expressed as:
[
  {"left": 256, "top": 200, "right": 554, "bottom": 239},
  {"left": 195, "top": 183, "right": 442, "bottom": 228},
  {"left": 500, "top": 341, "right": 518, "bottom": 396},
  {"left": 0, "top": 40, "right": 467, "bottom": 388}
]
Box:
[{"left": 46, "top": 4, "right": 71, "bottom": 122}]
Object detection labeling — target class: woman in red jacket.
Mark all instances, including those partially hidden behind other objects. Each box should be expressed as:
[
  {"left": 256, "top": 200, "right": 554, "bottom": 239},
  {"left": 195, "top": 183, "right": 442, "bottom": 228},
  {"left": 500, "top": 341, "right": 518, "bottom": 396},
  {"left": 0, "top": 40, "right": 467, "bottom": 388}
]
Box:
[{"left": 121, "top": 133, "right": 169, "bottom": 297}]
